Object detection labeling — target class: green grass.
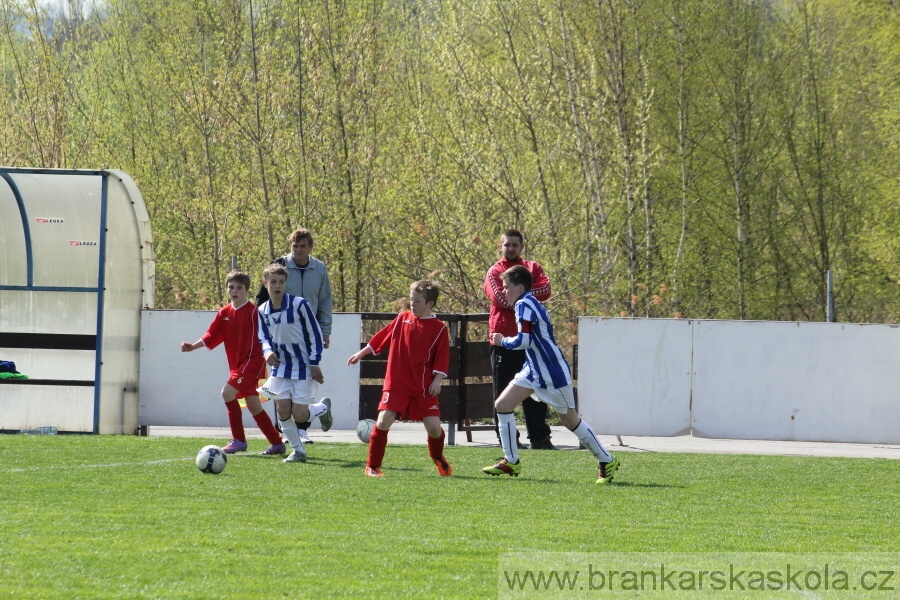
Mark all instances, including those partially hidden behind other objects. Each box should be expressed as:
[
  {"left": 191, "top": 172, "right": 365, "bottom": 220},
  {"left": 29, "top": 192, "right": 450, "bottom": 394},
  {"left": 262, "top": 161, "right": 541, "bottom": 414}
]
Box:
[{"left": 1, "top": 436, "right": 899, "bottom": 599}]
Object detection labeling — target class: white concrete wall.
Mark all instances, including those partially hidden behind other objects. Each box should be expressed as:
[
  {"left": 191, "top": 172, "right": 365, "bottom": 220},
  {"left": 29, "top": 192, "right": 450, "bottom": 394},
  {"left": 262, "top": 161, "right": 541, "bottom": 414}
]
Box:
[
  {"left": 140, "top": 311, "right": 900, "bottom": 444},
  {"left": 139, "top": 310, "right": 361, "bottom": 431},
  {"left": 577, "top": 317, "right": 692, "bottom": 436},
  {"left": 691, "top": 320, "right": 900, "bottom": 443},
  {"left": 577, "top": 317, "right": 900, "bottom": 444}
]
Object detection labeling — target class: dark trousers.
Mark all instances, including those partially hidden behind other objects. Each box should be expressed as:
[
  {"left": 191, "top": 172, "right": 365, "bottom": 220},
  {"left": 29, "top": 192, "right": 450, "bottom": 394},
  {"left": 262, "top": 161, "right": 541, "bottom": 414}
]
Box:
[{"left": 491, "top": 345, "right": 551, "bottom": 442}]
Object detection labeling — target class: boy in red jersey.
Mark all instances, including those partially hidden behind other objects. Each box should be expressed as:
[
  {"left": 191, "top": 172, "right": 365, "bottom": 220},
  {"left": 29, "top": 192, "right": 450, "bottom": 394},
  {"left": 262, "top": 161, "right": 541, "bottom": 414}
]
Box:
[
  {"left": 347, "top": 280, "right": 452, "bottom": 477},
  {"left": 181, "top": 270, "right": 285, "bottom": 455}
]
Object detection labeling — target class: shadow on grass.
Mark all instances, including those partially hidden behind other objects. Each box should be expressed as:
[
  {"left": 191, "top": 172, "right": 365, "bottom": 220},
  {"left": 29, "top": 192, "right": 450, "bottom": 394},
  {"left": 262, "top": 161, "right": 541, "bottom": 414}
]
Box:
[
  {"left": 602, "top": 481, "right": 680, "bottom": 489},
  {"left": 303, "top": 455, "right": 369, "bottom": 469},
  {"left": 463, "top": 475, "right": 681, "bottom": 488}
]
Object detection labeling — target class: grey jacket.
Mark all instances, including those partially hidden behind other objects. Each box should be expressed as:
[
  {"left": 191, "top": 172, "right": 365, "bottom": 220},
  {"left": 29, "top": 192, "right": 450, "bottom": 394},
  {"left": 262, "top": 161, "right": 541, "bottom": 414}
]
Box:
[{"left": 255, "top": 255, "right": 333, "bottom": 336}]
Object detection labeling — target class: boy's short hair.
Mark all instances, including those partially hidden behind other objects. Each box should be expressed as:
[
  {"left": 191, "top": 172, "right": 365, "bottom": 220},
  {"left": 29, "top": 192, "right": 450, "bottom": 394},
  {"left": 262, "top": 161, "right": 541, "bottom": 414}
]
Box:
[
  {"left": 411, "top": 280, "right": 440, "bottom": 305},
  {"left": 289, "top": 228, "right": 314, "bottom": 247},
  {"left": 501, "top": 264, "right": 532, "bottom": 291},
  {"left": 263, "top": 263, "right": 288, "bottom": 281},
  {"left": 502, "top": 228, "right": 524, "bottom": 245},
  {"left": 225, "top": 270, "right": 251, "bottom": 290}
]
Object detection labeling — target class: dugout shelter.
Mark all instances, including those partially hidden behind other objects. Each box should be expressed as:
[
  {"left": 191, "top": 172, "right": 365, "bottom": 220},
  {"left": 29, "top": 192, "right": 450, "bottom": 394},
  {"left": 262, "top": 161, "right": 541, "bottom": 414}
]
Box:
[{"left": 0, "top": 167, "right": 154, "bottom": 434}]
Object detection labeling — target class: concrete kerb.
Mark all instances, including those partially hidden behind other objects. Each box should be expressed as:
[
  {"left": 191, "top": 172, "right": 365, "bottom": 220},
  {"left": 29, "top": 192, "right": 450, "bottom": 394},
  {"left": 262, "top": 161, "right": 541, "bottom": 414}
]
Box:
[{"left": 147, "top": 423, "right": 900, "bottom": 460}]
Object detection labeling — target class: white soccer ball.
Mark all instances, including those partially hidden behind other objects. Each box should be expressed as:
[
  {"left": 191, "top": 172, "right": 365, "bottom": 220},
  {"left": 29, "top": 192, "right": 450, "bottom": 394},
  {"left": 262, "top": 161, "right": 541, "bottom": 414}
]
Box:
[
  {"left": 356, "top": 419, "right": 376, "bottom": 443},
  {"left": 196, "top": 445, "right": 227, "bottom": 474}
]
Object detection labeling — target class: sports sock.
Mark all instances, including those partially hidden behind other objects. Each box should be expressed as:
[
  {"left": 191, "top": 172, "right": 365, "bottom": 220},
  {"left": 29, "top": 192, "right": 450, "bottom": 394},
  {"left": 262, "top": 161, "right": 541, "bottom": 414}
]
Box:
[
  {"left": 426, "top": 429, "right": 445, "bottom": 460},
  {"left": 253, "top": 411, "right": 282, "bottom": 445},
  {"left": 279, "top": 418, "right": 304, "bottom": 452},
  {"left": 224, "top": 400, "right": 246, "bottom": 442},
  {"left": 572, "top": 419, "right": 612, "bottom": 462},
  {"left": 367, "top": 426, "right": 389, "bottom": 469},
  {"left": 497, "top": 412, "right": 519, "bottom": 464},
  {"left": 307, "top": 400, "right": 328, "bottom": 420}
]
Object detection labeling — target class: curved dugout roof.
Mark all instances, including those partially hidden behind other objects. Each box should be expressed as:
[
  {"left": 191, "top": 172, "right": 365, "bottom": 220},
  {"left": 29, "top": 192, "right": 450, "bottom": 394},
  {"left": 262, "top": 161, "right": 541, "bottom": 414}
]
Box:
[{"left": 0, "top": 167, "right": 155, "bottom": 434}]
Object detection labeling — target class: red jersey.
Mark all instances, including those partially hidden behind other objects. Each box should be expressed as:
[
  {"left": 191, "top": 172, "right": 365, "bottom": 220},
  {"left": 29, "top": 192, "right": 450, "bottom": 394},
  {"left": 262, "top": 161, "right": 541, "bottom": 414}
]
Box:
[
  {"left": 368, "top": 312, "right": 450, "bottom": 398},
  {"left": 484, "top": 258, "right": 551, "bottom": 336},
  {"left": 201, "top": 301, "right": 265, "bottom": 380}
]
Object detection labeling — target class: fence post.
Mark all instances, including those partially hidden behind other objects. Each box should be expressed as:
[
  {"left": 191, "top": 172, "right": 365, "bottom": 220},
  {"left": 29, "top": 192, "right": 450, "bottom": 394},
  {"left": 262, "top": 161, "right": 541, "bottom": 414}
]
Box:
[{"left": 826, "top": 270, "right": 834, "bottom": 322}]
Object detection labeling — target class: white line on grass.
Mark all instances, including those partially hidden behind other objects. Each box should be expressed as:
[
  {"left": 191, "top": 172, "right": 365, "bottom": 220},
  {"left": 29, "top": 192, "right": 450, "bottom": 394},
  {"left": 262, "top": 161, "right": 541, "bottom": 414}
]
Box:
[{"left": 3, "top": 457, "right": 193, "bottom": 473}]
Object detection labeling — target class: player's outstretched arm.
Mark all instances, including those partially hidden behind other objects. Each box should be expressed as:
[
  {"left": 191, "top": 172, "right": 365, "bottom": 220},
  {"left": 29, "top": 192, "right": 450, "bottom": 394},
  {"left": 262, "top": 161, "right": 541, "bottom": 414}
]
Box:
[
  {"left": 181, "top": 340, "right": 203, "bottom": 352},
  {"left": 347, "top": 346, "right": 374, "bottom": 365}
]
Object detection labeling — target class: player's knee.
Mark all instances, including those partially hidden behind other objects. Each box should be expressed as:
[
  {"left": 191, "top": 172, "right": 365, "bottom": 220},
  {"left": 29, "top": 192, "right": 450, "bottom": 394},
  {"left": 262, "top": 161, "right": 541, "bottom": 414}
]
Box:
[
  {"left": 376, "top": 410, "right": 396, "bottom": 430},
  {"left": 495, "top": 395, "right": 518, "bottom": 413},
  {"left": 423, "top": 418, "right": 443, "bottom": 437},
  {"left": 558, "top": 410, "right": 579, "bottom": 430}
]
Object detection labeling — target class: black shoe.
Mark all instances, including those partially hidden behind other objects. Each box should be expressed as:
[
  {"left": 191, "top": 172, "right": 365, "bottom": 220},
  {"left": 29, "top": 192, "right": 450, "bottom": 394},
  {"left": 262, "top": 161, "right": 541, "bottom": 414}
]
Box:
[{"left": 530, "top": 437, "right": 557, "bottom": 450}]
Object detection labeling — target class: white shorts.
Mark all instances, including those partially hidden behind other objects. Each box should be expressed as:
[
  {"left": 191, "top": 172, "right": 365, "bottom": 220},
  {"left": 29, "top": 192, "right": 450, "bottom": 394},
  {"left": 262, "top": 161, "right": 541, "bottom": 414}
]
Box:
[
  {"left": 257, "top": 376, "right": 317, "bottom": 404},
  {"left": 511, "top": 372, "right": 576, "bottom": 413}
]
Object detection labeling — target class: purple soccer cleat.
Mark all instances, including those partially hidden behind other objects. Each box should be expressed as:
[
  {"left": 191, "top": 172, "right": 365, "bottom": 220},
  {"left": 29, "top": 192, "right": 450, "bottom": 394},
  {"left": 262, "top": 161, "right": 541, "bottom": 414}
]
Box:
[
  {"left": 222, "top": 439, "right": 248, "bottom": 454},
  {"left": 259, "top": 443, "right": 286, "bottom": 456}
]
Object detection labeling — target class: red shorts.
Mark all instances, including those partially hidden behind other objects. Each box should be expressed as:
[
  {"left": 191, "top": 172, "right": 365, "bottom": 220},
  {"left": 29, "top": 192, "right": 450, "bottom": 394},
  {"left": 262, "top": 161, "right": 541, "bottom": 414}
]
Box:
[
  {"left": 228, "top": 370, "right": 263, "bottom": 400},
  {"left": 378, "top": 391, "right": 441, "bottom": 421}
]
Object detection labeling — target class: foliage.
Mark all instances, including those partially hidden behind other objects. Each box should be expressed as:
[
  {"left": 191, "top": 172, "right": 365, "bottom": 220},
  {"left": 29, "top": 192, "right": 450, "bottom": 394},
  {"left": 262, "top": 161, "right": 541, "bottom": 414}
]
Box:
[{"left": 1, "top": 0, "right": 898, "bottom": 324}]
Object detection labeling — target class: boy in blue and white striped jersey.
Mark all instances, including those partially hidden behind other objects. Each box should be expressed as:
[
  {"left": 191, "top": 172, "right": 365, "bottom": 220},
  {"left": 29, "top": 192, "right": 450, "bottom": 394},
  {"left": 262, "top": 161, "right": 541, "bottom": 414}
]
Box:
[
  {"left": 482, "top": 264, "right": 620, "bottom": 484},
  {"left": 257, "top": 264, "right": 333, "bottom": 464}
]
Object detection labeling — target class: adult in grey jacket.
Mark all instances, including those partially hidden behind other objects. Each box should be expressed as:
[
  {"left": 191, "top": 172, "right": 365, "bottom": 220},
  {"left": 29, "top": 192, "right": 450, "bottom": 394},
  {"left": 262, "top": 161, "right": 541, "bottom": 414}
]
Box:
[
  {"left": 256, "top": 228, "right": 333, "bottom": 347},
  {"left": 256, "top": 228, "right": 333, "bottom": 441}
]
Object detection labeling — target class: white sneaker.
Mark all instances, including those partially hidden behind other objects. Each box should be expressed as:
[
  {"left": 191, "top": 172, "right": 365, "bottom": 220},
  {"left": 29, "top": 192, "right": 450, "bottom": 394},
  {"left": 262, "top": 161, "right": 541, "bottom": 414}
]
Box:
[
  {"left": 298, "top": 428, "right": 312, "bottom": 444},
  {"left": 283, "top": 450, "right": 307, "bottom": 463}
]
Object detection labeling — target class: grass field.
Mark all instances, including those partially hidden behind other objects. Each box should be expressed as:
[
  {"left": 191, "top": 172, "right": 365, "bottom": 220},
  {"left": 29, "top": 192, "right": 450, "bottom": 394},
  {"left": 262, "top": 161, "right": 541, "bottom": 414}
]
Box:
[{"left": 2, "top": 435, "right": 899, "bottom": 599}]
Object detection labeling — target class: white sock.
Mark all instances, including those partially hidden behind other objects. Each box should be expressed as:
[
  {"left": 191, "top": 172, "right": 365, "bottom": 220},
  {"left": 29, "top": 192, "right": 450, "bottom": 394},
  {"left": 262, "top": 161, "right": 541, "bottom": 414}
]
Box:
[
  {"left": 572, "top": 419, "right": 612, "bottom": 463},
  {"left": 280, "top": 418, "right": 305, "bottom": 452},
  {"left": 498, "top": 412, "right": 519, "bottom": 464},
  {"left": 307, "top": 400, "right": 327, "bottom": 420}
]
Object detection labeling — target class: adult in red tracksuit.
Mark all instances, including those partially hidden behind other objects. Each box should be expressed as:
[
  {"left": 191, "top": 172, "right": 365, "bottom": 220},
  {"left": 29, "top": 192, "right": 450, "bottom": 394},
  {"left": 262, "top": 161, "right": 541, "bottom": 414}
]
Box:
[{"left": 483, "top": 229, "right": 555, "bottom": 450}]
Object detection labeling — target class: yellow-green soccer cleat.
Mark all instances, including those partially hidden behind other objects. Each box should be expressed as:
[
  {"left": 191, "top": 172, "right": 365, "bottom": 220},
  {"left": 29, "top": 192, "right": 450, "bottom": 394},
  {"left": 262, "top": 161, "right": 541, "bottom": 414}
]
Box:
[
  {"left": 482, "top": 458, "right": 522, "bottom": 477},
  {"left": 596, "top": 457, "right": 620, "bottom": 485}
]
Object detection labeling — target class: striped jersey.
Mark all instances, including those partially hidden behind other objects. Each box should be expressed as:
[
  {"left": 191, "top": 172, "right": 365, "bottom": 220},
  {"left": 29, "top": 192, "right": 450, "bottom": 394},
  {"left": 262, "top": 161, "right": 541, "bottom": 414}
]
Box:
[
  {"left": 499, "top": 291, "right": 572, "bottom": 389},
  {"left": 257, "top": 294, "right": 324, "bottom": 380},
  {"left": 201, "top": 300, "right": 265, "bottom": 380},
  {"left": 367, "top": 312, "right": 450, "bottom": 398}
]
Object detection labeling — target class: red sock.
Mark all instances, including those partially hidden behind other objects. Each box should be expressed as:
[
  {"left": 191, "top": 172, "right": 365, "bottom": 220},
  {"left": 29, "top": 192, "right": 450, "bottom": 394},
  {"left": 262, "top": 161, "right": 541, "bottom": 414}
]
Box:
[
  {"left": 367, "top": 427, "right": 389, "bottom": 469},
  {"left": 225, "top": 400, "right": 246, "bottom": 442},
  {"left": 427, "top": 429, "right": 445, "bottom": 460},
  {"left": 252, "top": 410, "right": 282, "bottom": 445}
]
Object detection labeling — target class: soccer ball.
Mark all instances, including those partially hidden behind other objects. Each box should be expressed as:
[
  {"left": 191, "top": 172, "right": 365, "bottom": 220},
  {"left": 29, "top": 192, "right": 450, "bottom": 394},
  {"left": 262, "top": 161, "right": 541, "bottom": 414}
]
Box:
[
  {"left": 356, "top": 419, "right": 376, "bottom": 443},
  {"left": 196, "top": 445, "right": 227, "bottom": 474}
]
